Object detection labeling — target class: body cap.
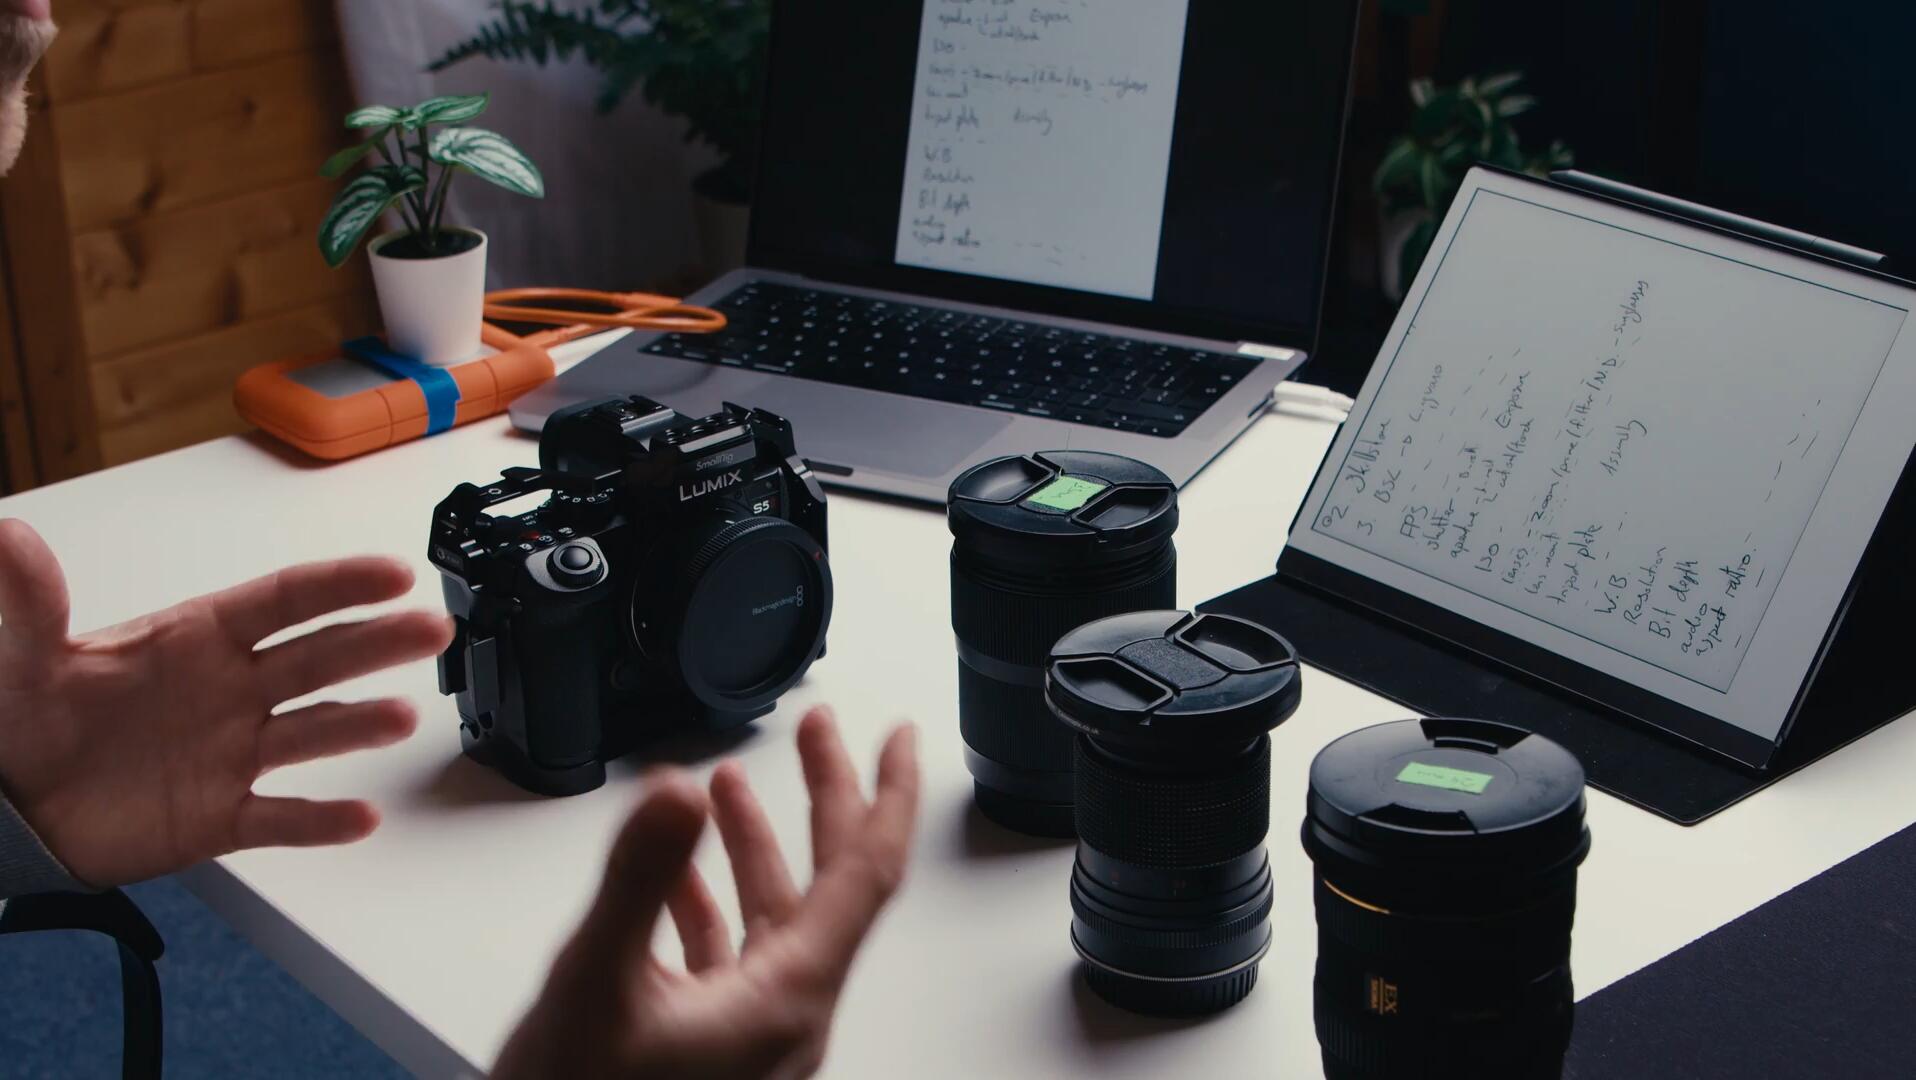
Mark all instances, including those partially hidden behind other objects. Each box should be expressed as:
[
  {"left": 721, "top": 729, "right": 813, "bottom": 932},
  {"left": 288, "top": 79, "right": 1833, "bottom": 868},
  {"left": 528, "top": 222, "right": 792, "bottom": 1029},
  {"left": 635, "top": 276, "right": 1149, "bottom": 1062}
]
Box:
[
  {"left": 1045, "top": 610, "right": 1301, "bottom": 749},
  {"left": 1304, "top": 718, "right": 1590, "bottom": 879},
  {"left": 948, "top": 451, "right": 1177, "bottom": 566}
]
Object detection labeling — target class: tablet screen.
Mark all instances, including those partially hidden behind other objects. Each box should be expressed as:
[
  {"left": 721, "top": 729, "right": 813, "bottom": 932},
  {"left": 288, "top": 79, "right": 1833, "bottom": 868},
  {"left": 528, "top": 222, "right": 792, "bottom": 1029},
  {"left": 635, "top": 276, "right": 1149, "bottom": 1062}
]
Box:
[{"left": 1286, "top": 168, "right": 1916, "bottom": 747}]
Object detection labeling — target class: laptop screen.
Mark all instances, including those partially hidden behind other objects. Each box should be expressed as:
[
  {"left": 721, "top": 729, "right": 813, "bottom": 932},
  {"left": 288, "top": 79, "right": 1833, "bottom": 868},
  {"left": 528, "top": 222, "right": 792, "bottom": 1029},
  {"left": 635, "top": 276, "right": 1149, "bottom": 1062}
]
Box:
[{"left": 749, "top": 0, "right": 1359, "bottom": 349}]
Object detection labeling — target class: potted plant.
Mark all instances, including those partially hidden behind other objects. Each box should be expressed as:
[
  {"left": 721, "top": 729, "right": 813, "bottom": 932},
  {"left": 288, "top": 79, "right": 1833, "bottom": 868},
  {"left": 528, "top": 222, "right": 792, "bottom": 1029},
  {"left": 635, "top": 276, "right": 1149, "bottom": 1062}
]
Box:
[
  {"left": 431, "top": 0, "right": 771, "bottom": 272},
  {"left": 1373, "top": 72, "right": 1573, "bottom": 299},
  {"left": 318, "top": 93, "right": 544, "bottom": 366}
]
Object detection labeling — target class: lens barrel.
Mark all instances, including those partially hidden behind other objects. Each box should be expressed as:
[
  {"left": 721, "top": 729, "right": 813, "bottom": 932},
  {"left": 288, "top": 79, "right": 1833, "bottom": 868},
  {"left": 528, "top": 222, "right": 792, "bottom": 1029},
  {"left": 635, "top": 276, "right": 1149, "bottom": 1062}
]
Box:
[
  {"left": 1302, "top": 718, "right": 1591, "bottom": 1080},
  {"left": 1046, "top": 609, "right": 1301, "bottom": 1016},
  {"left": 948, "top": 452, "right": 1178, "bottom": 837}
]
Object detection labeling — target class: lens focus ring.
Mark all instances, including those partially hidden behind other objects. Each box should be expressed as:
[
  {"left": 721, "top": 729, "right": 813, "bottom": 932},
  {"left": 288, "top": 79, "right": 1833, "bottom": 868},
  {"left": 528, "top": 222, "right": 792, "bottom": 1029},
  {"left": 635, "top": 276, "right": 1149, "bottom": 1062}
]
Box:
[
  {"left": 949, "top": 547, "right": 1175, "bottom": 665},
  {"left": 1075, "top": 736, "right": 1271, "bottom": 869}
]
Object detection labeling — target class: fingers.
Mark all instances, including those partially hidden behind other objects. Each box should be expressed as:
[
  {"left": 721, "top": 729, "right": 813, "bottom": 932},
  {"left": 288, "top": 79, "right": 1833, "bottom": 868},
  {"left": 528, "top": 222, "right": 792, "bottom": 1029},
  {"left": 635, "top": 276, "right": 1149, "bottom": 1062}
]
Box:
[
  {"left": 571, "top": 772, "right": 709, "bottom": 978},
  {"left": 257, "top": 698, "right": 419, "bottom": 771},
  {"left": 709, "top": 760, "right": 802, "bottom": 934},
  {"left": 203, "top": 556, "right": 416, "bottom": 651},
  {"left": 868, "top": 723, "right": 922, "bottom": 870},
  {"left": 789, "top": 724, "right": 921, "bottom": 982},
  {"left": 0, "top": 518, "right": 69, "bottom": 651},
  {"left": 254, "top": 610, "right": 453, "bottom": 705},
  {"left": 233, "top": 795, "right": 381, "bottom": 851},
  {"left": 667, "top": 864, "right": 735, "bottom": 974},
  {"left": 796, "top": 706, "right": 864, "bottom": 870}
]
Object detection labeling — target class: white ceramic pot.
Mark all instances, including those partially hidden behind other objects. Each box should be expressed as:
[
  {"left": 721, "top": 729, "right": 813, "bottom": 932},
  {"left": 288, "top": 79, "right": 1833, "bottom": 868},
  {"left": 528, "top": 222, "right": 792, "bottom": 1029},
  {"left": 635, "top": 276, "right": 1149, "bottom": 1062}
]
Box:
[{"left": 367, "top": 228, "right": 488, "bottom": 367}]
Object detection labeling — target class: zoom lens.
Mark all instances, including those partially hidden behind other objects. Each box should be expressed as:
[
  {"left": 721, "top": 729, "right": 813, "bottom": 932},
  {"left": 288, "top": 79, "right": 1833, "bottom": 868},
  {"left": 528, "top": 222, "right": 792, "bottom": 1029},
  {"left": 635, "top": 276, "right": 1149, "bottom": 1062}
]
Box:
[
  {"left": 1303, "top": 719, "right": 1591, "bottom": 1080},
  {"left": 1046, "top": 609, "right": 1301, "bottom": 1015},
  {"left": 656, "top": 516, "right": 832, "bottom": 722},
  {"left": 948, "top": 452, "right": 1178, "bottom": 837}
]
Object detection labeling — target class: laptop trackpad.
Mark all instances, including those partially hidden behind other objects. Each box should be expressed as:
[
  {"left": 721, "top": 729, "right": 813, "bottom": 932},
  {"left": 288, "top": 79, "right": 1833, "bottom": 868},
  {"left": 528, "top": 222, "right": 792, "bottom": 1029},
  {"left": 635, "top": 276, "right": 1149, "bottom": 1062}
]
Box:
[{"left": 766, "top": 380, "right": 1012, "bottom": 479}]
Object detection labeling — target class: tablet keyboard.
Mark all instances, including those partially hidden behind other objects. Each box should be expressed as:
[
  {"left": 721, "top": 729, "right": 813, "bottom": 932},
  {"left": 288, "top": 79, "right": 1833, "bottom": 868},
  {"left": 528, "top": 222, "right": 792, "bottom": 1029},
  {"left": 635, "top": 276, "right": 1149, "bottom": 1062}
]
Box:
[{"left": 639, "top": 281, "right": 1259, "bottom": 438}]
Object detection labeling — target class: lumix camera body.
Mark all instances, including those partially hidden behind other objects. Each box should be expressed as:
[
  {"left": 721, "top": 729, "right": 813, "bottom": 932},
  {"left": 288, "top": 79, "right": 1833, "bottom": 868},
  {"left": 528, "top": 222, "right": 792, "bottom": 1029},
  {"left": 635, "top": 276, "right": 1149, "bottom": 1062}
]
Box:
[{"left": 431, "top": 396, "right": 832, "bottom": 795}]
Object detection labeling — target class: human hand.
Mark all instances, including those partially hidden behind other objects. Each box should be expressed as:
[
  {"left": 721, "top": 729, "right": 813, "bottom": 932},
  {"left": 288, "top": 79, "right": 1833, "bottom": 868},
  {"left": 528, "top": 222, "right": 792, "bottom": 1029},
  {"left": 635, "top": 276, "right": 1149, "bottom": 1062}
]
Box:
[
  {"left": 493, "top": 707, "right": 921, "bottom": 1080},
  {"left": 0, "top": 518, "right": 452, "bottom": 888}
]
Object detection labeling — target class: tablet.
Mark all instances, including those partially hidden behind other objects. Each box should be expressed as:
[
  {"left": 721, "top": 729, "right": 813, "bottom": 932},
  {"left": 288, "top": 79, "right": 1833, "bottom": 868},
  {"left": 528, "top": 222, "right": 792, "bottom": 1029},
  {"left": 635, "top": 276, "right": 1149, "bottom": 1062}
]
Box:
[{"left": 1284, "top": 167, "right": 1916, "bottom": 766}]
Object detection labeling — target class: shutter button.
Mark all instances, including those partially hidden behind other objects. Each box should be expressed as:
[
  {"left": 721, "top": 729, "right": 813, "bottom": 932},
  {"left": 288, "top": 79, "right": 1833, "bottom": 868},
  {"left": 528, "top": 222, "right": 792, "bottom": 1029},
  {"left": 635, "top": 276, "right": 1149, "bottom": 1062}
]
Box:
[{"left": 550, "top": 542, "right": 601, "bottom": 586}]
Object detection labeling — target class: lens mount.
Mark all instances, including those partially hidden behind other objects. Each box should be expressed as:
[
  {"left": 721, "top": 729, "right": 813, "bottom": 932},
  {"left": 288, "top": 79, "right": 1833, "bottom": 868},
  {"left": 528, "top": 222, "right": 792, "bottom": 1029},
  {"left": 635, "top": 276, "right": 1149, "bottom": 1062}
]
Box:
[{"left": 646, "top": 515, "right": 832, "bottom": 719}]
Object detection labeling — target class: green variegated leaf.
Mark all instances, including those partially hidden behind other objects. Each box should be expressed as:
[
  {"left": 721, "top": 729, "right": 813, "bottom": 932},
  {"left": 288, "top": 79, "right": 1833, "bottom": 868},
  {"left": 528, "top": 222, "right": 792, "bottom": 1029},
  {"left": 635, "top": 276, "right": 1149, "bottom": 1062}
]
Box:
[
  {"left": 1372, "top": 138, "right": 1420, "bottom": 194},
  {"left": 345, "top": 104, "right": 404, "bottom": 129},
  {"left": 319, "top": 139, "right": 381, "bottom": 178},
  {"left": 429, "top": 126, "right": 545, "bottom": 198},
  {"left": 1477, "top": 71, "right": 1525, "bottom": 98},
  {"left": 318, "top": 170, "right": 424, "bottom": 268},
  {"left": 1495, "top": 93, "right": 1538, "bottom": 119},
  {"left": 369, "top": 163, "right": 427, "bottom": 190},
  {"left": 413, "top": 93, "right": 490, "bottom": 126}
]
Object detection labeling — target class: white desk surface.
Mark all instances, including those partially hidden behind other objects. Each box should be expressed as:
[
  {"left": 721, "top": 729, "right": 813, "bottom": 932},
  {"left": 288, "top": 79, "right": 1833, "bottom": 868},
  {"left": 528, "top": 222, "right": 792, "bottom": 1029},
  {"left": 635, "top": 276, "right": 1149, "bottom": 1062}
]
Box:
[{"left": 4, "top": 332, "right": 1913, "bottom": 1078}]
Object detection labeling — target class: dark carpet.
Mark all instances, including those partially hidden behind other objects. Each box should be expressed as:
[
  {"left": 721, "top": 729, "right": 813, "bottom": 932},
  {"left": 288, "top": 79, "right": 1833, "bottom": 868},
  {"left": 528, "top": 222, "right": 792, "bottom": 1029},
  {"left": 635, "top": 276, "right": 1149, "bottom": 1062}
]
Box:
[{"left": 0, "top": 876, "right": 405, "bottom": 1079}]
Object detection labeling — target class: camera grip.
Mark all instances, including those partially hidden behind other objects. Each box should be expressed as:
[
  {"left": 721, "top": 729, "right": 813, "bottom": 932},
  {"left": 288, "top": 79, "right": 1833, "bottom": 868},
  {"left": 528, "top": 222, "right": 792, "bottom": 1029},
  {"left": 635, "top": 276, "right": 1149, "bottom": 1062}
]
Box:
[{"left": 511, "top": 594, "right": 620, "bottom": 769}]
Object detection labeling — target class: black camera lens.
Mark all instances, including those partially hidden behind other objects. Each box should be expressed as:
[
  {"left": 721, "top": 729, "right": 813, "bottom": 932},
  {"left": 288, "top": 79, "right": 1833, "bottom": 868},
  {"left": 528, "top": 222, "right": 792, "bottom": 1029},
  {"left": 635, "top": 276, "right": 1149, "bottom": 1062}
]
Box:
[
  {"left": 1303, "top": 718, "right": 1591, "bottom": 1080},
  {"left": 947, "top": 452, "right": 1178, "bottom": 837},
  {"left": 644, "top": 516, "right": 832, "bottom": 722},
  {"left": 1046, "top": 609, "right": 1300, "bottom": 1016}
]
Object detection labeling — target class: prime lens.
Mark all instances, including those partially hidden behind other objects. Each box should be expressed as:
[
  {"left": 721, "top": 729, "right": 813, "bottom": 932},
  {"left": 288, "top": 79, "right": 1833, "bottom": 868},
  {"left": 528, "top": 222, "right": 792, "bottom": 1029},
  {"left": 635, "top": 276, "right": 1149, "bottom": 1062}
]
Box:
[
  {"left": 1303, "top": 718, "right": 1591, "bottom": 1080},
  {"left": 948, "top": 452, "right": 1178, "bottom": 837},
  {"left": 1045, "top": 609, "right": 1301, "bottom": 1016}
]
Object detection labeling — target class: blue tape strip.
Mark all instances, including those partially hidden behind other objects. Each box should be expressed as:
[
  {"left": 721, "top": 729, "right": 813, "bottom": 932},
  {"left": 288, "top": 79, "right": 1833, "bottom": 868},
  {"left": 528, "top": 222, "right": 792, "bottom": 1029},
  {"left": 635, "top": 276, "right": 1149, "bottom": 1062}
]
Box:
[{"left": 342, "top": 337, "right": 463, "bottom": 435}]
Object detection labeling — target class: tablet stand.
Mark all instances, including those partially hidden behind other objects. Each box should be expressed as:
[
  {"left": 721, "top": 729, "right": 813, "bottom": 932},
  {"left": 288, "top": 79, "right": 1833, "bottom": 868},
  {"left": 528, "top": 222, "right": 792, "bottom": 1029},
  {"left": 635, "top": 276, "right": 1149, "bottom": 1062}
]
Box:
[{"left": 1202, "top": 447, "right": 1915, "bottom": 824}]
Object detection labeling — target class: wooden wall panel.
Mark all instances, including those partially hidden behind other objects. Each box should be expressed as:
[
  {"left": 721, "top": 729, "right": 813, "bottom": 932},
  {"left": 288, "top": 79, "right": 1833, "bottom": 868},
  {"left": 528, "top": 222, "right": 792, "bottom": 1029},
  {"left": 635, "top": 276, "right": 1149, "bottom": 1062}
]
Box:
[
  {"left": 44, "top": 0, "right": 336, "bottom": 104},
  {"left": 0, "top": 0, "right": 380, "bottom": 484},
  {"left": 93, "top": 291, "right": 380, "bottom": 466},
  {"left": 56, "top": 50, "right": 353, "bottom": 231},
  {"left": 0, "top": 78, "right": 103, "bottom": 481},
  {"left": 0, "top": 222, "right": 39, "bottom": 491},
  {"left": 74, "top": 176, "right": 371, "bottom": 357}
]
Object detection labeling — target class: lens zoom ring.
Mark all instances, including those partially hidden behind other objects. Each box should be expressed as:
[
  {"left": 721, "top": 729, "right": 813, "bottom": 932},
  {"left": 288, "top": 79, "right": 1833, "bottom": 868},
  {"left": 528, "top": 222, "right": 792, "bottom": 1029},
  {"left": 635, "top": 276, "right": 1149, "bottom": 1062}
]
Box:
[
  {"left": 1075, "top": 737, "right": 1271, "bottom": 868},
  {"left": 1072, "top": 883, "right": 1274, "bottom": 950},
  {"left": 957, "top": 661, "right": 1076, "bottom": 771},
  {"left": 949, "top": 546, "right": 1175, "bottom": 664}
]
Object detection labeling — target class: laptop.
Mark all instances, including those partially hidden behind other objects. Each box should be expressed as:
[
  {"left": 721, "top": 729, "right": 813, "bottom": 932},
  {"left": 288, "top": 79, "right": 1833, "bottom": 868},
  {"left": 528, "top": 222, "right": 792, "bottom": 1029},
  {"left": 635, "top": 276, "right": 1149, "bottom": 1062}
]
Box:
[{"left": 511, "top": 0, "right": 1361, "bottom": 503}]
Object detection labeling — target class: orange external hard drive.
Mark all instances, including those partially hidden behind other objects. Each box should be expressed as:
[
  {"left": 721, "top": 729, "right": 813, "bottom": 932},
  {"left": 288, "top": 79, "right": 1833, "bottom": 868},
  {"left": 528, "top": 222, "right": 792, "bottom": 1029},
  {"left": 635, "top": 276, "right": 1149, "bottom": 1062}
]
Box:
[{"left": 234, "top": 324, "right": 554, "bottom": 461}]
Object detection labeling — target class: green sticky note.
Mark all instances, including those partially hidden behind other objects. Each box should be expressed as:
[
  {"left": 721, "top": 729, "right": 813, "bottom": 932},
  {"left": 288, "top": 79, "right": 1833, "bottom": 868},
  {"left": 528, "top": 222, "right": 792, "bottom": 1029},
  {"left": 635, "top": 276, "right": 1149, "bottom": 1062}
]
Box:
[
  {"left": 1396, "top": 761, "right": 1494, "bottom": 795},
  {"left": 1025, "top": 476, "right": 1108, "bottom": 512}
]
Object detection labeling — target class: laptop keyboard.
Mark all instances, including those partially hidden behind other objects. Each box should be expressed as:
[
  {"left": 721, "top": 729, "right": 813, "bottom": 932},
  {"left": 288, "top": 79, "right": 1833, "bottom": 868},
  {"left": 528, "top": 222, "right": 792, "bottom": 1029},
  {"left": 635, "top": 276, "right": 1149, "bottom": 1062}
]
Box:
[{"left": 639, "top": 281, "right": 1261, "bottom": 438}]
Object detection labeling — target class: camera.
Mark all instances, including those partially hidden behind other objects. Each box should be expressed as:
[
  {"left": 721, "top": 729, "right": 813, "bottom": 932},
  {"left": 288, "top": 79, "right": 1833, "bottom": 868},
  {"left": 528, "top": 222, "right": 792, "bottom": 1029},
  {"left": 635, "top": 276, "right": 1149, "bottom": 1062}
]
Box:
[{"left": 430, "top": 396, "right": 833, "bottom": 795}]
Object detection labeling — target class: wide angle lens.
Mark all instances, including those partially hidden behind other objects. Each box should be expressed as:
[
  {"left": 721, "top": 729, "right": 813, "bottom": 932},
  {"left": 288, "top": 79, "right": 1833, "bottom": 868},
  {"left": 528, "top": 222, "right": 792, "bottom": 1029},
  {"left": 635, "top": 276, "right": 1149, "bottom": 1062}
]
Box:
[
  {"left": 948, "top": 452, "right": 1178, "bottom": 837},
  {"left": 1303, "top": 718, "right": 1591, "bottom": 1080},
  {"left": 1045, "top": 609, "right": 1301, "bottom": 1015}
]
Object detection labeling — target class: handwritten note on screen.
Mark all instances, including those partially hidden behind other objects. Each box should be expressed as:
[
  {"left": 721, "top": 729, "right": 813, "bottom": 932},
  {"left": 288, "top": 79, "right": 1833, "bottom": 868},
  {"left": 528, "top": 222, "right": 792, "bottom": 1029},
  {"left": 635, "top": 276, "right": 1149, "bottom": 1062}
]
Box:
[
  {"left": 1306, "top": 189, "right": 1904, "bottom": 701},
  {"left": 894, "top": 0, "right": 1191, "bottom": 300}
]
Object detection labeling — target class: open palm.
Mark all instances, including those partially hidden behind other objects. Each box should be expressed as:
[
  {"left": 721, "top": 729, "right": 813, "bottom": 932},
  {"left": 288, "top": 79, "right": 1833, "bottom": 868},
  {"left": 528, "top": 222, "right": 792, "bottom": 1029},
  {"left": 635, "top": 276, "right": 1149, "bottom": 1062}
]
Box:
[
  {"left": 0, "top": 518, "right": 452, "bottom": 888},
  {"left": 494, "top": 708, "right": 920, "bottom": 1080}
]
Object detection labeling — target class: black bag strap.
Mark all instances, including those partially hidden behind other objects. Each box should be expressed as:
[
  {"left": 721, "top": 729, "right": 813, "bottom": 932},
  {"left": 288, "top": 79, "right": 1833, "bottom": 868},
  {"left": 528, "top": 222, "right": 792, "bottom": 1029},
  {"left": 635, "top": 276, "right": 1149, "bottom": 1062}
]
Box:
[{"left": 0, "top": 888, "right": 164, "bottom": 1079}]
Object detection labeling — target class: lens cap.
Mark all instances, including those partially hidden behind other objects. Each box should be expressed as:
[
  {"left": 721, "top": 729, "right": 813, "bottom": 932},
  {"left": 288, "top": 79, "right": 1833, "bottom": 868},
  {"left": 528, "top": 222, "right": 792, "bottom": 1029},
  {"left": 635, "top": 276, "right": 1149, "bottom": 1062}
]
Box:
[
  {"left": 1305, "top": 718, "right": 1589, "bottom": 879},
  {"left": 1046, "top": 610, "right": 1300, "bottom": 748},
  {"left": 669, "top": 517, "right": 832, "bottom": 716},
  {"left": 948, "top": 452, "right": 1177, "bottom": 564}
]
